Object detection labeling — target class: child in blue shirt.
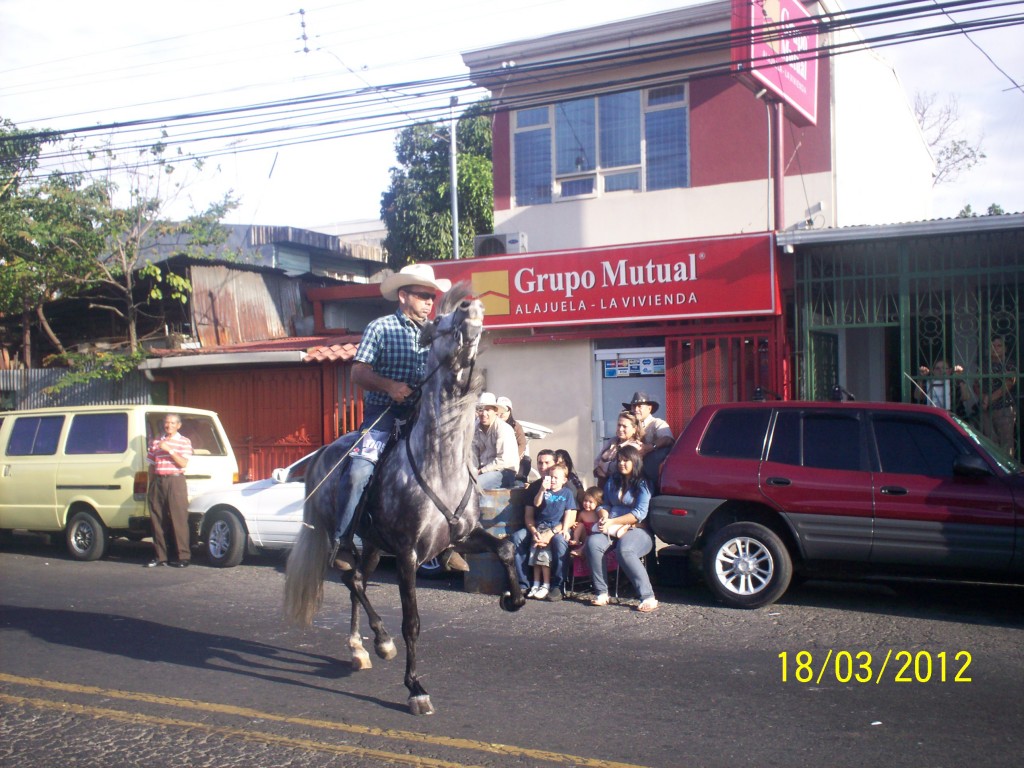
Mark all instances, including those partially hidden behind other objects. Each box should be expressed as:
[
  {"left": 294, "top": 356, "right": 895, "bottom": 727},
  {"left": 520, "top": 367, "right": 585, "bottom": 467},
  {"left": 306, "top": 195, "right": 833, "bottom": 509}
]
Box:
[{"left": 525, "top": 463, "right": 577, "bottom": 599}]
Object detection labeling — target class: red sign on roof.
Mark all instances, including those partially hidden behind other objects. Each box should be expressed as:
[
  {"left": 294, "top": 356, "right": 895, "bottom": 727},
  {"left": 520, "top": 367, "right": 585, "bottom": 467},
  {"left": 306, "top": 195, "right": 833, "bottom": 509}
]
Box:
[
  {"left": 430, "top": 234, "right": 777, "bottom": 330},
  {"left": 731, "top": 0, "right": 819, "bottom": 126}
]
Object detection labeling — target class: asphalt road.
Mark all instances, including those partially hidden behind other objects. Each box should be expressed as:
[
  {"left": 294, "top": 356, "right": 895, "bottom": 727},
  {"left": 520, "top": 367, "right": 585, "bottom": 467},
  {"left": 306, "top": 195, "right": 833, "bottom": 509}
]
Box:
[{"left": 1, "top": 533, "right": 1022, "bottom": 768}]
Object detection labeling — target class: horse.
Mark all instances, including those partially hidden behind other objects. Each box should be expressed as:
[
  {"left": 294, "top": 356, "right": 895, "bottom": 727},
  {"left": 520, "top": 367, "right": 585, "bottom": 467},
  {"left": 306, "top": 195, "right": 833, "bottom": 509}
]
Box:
[{"left": 283, "top": 284, "right": 526, "bottom": 715}]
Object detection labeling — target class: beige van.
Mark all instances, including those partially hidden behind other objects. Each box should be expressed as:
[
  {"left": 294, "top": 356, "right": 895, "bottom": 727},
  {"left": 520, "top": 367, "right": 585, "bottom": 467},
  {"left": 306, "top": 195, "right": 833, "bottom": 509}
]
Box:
[{"left": 0, "top": 405, "right": 238, "bottom": 561}]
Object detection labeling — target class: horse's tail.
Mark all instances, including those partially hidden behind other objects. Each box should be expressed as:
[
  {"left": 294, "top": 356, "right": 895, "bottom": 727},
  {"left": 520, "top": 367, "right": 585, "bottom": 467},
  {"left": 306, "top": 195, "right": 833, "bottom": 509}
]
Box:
[{"left": 283, "top": 447, "right": 331, "bottom": 627}]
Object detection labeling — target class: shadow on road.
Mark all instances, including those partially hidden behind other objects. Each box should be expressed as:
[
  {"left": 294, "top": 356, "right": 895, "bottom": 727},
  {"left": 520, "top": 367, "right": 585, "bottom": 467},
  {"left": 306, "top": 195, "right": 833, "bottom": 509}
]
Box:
[{"left": 0, "top": 602, "right": 413, "bottom": 712}]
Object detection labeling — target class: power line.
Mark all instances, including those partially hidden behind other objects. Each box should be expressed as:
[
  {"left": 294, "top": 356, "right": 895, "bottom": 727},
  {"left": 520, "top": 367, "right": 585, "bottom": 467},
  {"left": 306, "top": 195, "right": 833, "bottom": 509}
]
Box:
[{"left": 6, "top": 0, "right": 1022, "bottom": 182}]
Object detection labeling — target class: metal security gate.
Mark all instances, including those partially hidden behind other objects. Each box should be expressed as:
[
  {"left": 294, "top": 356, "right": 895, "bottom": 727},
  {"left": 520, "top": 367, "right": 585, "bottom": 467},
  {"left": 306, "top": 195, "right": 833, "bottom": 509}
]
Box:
[
  {"left": 665, "top": 322, "right": 779, "bottom": 433},
  {"left": 796, "top": 229, "right": 1023, "bottom": 455},
  {"left": 178, "top": 366, "right": 330, "bottom": 481}
]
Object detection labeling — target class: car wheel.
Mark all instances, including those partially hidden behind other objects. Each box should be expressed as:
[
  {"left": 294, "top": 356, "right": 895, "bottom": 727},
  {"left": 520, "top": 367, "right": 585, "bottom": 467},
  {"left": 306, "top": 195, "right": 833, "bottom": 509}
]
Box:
[
  {"left": 66, "top": 510, "right": 108, "bottom": 561},
  {"left": 205, "top": 509, "right": 246, "bottom": 568},
  {"left": 417, "top": 556, "right": 445, "bottom": 579},
  {"left": 702, "top": 522, "right": 792, "bottom": 609}
]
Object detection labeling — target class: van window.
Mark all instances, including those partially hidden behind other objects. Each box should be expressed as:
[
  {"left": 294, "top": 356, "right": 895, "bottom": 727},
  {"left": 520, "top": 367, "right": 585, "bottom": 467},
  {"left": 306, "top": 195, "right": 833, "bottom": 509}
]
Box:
[
  {"left": 66, "top": 413, "right": 129, "bottom": 454},
  {"left": 6, "top": 416, "right": 64, "bottom": 456},
  {"left": 146, "top": 413, "right": 229, "bottom": 456}
]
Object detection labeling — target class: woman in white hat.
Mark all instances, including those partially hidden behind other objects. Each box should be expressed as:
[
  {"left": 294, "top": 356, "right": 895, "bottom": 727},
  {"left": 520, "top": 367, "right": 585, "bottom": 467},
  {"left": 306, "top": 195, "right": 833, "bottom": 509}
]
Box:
[{"left": 332, "top": 263, "right": 467, "bottom": 571}]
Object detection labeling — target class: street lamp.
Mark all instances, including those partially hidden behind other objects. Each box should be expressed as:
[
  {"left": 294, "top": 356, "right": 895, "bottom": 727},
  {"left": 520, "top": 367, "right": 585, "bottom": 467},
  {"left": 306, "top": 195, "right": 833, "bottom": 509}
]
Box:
[{"left": 449, "top": 96, "right": 459, "bottom": 259}]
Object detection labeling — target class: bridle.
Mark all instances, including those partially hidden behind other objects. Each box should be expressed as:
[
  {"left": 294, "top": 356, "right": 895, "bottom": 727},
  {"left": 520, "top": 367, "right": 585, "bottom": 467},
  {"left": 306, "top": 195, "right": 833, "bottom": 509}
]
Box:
[{"left": 403, "top": 301, "right": 479, "bottom": 528}]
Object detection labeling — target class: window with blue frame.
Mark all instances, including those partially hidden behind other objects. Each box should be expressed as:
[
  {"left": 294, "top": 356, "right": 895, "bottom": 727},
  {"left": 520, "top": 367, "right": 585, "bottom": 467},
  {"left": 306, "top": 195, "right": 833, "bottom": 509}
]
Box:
[{"left": 511, "top": 83, "right": 688, "bottom": 206}]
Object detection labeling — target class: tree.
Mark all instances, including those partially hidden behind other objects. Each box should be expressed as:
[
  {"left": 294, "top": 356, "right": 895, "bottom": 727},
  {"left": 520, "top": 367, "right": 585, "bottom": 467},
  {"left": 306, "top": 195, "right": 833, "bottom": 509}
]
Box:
[
  {"left": 0, "top": 121, "right": 239, "bottom": 381},
  {"left": 380, "top": 102, "right": 493, "bottom": 269},
  {"left": 956, "top": 203, "right": 1005, "bottom": 218},
  {"left": 914, "top": 92, "right": 985, "bottom": 186}
]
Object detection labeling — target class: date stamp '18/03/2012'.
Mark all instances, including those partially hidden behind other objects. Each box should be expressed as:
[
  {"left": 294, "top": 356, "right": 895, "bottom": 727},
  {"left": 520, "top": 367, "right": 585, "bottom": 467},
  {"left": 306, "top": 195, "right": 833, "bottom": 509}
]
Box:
[{"left": 779, "top": 650, "right": 973, "bottom": 684}]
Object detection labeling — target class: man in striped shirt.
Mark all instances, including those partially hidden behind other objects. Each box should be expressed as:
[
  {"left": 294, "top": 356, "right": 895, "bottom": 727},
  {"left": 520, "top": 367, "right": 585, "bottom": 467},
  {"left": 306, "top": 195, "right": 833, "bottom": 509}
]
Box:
[{"left": 146, "top": 413, "right": 193, "bottom": 568}]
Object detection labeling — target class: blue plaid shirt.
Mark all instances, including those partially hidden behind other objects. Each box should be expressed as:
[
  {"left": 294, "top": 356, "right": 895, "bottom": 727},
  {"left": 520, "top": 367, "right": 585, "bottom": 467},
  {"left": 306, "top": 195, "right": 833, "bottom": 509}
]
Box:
[{"left": 355, "top": 309, "right": 428, "bottom": 414}]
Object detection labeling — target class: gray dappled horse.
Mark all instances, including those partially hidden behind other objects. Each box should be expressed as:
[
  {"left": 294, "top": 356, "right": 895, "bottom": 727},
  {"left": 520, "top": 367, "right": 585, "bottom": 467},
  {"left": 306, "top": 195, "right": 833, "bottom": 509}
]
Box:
[{"left": 283, "top": 284, "right": 525, "bottom": 715}]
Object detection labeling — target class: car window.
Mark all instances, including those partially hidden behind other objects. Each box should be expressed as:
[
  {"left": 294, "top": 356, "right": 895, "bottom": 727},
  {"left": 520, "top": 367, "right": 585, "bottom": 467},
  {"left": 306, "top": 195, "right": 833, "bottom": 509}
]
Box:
[
  {"left": 146, "top": 413, "right": 229, "bottom": 457},
  {"left": 767, "top": 411, "right": 800, "bottom": 465},
  {"left": 699, "top": 409, "right": 771, "bottom": 459},
  {"left": 6, "top": 415, "right": 64, "bottom": 456},
  {"left": 65, "top": 412, "right": 129, "bottom": 454},
  {"left": 803, "top": 415, "right": 862, "bottom": 471},
  {"left": 872, "top": 416, "right": 964, "bottom": 477}
]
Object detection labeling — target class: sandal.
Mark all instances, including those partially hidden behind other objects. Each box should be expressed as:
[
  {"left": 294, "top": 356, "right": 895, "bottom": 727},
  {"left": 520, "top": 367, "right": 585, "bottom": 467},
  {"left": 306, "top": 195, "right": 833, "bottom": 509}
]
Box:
[
  {"left": 637, "top": 597, "right": 659, "bottom": 613},
  {"left": 590, "top": 593, "right": 609, "bottom": 606}
]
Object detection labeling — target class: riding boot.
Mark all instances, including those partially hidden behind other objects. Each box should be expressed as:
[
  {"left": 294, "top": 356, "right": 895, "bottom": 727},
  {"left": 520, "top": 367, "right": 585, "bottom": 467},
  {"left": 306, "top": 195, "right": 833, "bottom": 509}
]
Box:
[
  {"left": 329, "top": 538, "right": 358, "bottom": 572},
  {"left": 439, "top": 547, "right": 470, "bottom": 572}
]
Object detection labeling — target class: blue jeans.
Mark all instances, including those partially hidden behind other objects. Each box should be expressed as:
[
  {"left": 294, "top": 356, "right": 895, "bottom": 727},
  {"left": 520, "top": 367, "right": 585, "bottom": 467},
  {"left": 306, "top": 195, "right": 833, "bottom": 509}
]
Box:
[
  {"left": 477, "top": 468, "right": 516, "bottom": 490},
  {"left": 333, "top": 405, "right": 398, "bottom": 545},
  {"left": 585, "top": 527, "right": 655, "bottom": 601},
  {"left": 511, "top": 527, "right": 570, "bottom": 591}
]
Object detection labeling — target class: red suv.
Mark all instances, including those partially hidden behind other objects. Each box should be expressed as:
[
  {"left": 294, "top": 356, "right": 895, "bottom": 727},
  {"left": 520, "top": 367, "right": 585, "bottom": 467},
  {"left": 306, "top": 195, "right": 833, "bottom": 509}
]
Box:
[{"left": 649, "top": 402, "right": 1023, "bottom": 608}]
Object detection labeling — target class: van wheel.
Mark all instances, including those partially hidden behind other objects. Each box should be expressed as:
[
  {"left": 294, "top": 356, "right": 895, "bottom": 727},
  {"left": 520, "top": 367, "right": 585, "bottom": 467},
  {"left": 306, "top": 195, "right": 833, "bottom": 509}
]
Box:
[
  {"left": 205, "top": 509, "right": 246, "bottom": 568},
  {"left": 702, "top": 522, "right": 792, "bottom": 609},
  {"left": 66, "top": 510, "right": 108, "bottom": 561}
]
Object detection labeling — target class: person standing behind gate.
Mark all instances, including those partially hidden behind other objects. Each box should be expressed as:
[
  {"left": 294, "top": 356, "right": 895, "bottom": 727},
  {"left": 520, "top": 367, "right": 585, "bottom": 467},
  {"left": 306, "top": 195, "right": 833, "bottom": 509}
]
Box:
[
  {"left": 979, "top": 336, "right": 1017, "bottom": 457},
  {"left": 331, "top": 263, "right": 469, "bottom": 572},
  {"left": 472, "top": 392, "right": 519, "bottom": 490},
  {"left": 623, "top": 392, "right": 674, "bottom": 493},
  {"left": 146, "top": 414, "right": 193, "bottom": 568}
]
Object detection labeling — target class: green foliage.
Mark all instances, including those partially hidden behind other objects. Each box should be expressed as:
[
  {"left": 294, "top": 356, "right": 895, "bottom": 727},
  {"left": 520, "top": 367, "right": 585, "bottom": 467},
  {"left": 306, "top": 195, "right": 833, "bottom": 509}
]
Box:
[
  {"left": 380, "top": 102, "right": 493, "bottom": 268},
  {"left": 42, "top": 349, "right": 148, "bottom": 395},
  {"left": 956, "top": 203, "right": 1005, "bottom": 218},
  {"left": 0, "top": 119, "right": 239, "bottom": 380}
]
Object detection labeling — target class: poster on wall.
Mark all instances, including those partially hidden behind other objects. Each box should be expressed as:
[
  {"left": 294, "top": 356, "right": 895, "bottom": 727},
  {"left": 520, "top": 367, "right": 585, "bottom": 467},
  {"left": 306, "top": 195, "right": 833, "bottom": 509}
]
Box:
[
  {"left": 431, "top": 233, "right": 777, "bottom": 331},
  {"left": 603, "top": 357, "right": 666, "bottom": 378}
]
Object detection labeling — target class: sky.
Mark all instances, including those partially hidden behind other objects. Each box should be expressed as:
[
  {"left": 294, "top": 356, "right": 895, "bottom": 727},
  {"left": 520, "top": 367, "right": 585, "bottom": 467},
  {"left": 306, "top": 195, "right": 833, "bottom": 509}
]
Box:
[{"left": 2, "top": 0, "right": 1022, "bottom": 232}]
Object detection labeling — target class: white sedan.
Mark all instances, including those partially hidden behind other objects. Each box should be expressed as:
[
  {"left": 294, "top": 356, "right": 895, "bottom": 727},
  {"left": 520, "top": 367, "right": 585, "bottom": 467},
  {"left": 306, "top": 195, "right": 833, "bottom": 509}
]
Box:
[{"left": 188, "top": 451, "right": 443, "bottom": 575}]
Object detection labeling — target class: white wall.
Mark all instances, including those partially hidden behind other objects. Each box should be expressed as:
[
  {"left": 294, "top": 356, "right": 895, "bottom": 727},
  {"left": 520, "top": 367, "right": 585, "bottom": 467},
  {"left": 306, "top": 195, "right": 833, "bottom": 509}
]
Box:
[
  {"left": 476, "top": 334, "right": 597, "bottom": 475},
  {"left": 832, "top": 46, "right": 934, "bottom": 225},
  {"left": 493, "top": 174, "right": 834, "bottom": 252}
]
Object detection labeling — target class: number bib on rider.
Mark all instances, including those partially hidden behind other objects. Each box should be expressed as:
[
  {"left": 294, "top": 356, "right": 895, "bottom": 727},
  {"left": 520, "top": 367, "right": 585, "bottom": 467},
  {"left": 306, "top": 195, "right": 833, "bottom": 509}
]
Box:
[{"left": 349, "top": 428, "right": 390, "bottom": 464}]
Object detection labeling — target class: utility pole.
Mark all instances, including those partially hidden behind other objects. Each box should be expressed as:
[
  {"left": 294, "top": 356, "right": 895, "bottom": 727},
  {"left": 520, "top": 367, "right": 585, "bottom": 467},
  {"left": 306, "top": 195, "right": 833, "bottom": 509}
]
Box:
[{"left": 449, "top": 96, "right": 460, "bottom": 259}]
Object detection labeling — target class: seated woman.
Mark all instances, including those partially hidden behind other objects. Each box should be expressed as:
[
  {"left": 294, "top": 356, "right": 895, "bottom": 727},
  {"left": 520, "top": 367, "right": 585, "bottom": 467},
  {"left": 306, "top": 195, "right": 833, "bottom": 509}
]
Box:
[
  {"left": 593, "top": 411, "right": 644, "bottom": 484},
  {"left": 584, "top": 444, "right": 658, "bottom": 613}
]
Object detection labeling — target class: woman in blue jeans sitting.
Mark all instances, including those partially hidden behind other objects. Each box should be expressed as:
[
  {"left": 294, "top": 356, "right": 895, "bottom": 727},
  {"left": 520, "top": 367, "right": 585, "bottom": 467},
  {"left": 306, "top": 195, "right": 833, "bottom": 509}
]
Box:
[{"left": 584, "top": 444, "right": 658, "bottom": 612}]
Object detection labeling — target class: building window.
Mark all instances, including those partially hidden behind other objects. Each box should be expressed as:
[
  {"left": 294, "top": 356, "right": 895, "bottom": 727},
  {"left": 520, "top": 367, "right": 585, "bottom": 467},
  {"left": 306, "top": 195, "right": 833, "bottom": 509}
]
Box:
[{"left": 511, "top": 84, "right": 688, "bottom": 206}]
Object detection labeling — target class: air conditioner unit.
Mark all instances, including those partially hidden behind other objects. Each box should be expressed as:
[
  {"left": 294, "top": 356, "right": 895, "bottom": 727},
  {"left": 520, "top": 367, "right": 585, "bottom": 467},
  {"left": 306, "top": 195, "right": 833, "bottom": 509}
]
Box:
[{"left": 473, "top": 232, "right": 528, "bottom": 257}]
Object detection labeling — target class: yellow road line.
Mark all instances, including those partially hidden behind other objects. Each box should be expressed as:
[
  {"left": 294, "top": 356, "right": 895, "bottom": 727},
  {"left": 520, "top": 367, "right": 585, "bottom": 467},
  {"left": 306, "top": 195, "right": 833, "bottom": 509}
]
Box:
[
  {"left": 0, "top": 673, "right": 649, "bottom": 768},
  {"left": 0, "top": 692, "right": 477, "bottom": 768}
]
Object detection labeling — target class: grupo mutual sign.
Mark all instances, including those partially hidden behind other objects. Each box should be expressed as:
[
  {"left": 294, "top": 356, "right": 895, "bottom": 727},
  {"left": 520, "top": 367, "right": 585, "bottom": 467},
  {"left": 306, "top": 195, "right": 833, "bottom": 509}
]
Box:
[{"left": 431, "top": 234, "right": 777, "bottom": 330}]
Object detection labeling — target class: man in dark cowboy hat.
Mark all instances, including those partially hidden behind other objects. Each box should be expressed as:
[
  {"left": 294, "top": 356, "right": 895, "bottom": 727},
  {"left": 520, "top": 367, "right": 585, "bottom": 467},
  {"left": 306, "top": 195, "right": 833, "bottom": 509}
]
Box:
[
  {"left": 331, "top": 263, "right": 468, "bottom": 572},
  {"left": 622, "top": 391, "right": 674, "bottom": 492}
]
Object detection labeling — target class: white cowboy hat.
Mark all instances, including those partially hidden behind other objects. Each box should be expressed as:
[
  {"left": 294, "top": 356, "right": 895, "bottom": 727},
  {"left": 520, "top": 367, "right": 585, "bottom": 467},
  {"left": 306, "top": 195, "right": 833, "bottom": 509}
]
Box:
[
  {"left": 477, "top": 392, "right": 500, "bottom": 410},
  {"left": 496, "top": 396, "right": 513, "bottom": 412},
  {"left": 380, "top": 264, "right": 452, "bottom": 301}
]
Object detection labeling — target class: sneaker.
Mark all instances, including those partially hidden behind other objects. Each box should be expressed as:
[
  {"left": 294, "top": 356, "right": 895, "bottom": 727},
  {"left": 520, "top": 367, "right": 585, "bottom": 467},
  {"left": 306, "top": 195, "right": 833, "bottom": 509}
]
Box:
[
  {"left": 526, "top": 585, "right": 539, "bottom": 598},
  {"left": 533, "top": 586, "right": 549, "bottom": 600},
  {"left": 168, "top": 560, "right": 190, "bottom": 568},
  {"left": 145, "top": 559, "right": 166, "bottom": 568},
  {"left": 545, "top": 589, "right": 563, "bottom": 602}
]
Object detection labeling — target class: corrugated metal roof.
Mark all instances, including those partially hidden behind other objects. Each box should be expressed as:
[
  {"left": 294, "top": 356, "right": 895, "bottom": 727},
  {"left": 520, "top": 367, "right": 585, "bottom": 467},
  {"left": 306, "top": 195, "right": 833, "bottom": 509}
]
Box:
[{"left": 776, "top": 213, "right": 1024, "bottom": 246}]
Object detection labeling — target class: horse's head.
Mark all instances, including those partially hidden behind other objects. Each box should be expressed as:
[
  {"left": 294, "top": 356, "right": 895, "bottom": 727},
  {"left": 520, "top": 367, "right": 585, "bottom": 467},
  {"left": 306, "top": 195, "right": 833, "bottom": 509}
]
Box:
[{"left": 419, "top": 282, "right": 484, "bottom": 395}]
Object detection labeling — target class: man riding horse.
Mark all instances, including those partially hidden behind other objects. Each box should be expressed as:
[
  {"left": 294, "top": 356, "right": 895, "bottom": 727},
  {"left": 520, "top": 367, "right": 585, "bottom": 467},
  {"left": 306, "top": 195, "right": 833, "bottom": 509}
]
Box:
[{"left": 332, "top": 263, "right": 470, "bottom": 573}]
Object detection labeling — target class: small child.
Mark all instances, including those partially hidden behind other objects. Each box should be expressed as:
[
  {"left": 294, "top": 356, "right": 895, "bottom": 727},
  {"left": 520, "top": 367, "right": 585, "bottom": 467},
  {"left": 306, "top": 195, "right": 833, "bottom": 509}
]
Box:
[
  {"left": 526, "top": 463, "right": 577, "bottom": 599},
  {"left": 568, "top": 486, "right": 603, "bottom": 558}
]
